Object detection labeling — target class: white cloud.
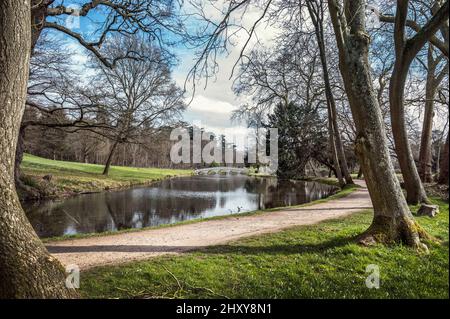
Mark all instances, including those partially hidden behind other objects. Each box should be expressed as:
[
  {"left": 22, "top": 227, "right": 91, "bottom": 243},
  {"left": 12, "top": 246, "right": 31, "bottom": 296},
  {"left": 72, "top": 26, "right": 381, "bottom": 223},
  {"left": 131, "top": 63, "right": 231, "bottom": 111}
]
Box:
[
  {"left": 174, "top": 3, "right": 279, "bottom": 142},
  {"left": 188, "top": 95, "right": 237, "bottom": 114}
]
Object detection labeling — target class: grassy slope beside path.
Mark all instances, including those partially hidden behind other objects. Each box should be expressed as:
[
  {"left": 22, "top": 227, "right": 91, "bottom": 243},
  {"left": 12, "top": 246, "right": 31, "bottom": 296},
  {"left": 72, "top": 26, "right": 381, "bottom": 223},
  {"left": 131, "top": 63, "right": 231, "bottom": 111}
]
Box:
[
  {"left": 21, "top": 154, "right": 192, "bottom": 197},
  {"left": 81, "top": 198, "right": 449, "bottom": 299}
]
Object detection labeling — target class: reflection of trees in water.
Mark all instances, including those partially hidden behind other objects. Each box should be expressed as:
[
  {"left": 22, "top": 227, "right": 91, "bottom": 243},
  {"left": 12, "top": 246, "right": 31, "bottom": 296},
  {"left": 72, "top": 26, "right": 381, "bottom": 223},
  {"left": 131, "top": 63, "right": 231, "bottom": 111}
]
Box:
[
  {"left": 24, "top": 176, "right": 337, "bottom": 238},
  {"left": 244, "top": 178, "right": 337, "bottom": 209},
  {"left": 161, "top": 176, "right": 249, "bottom": 193},
  {"left": 24, "top": 181, "right": 222, "bottom": 237},
  {"left": 24, "top": 197, "right": 116, "bottom": 237}
]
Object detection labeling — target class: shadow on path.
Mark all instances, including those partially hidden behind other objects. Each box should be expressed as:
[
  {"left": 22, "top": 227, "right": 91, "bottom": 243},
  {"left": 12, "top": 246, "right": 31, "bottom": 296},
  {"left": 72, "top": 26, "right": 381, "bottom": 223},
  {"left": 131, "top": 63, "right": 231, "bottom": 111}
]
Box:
[{"left": 47, "top": 235, "right": 355, "bottom": 255}]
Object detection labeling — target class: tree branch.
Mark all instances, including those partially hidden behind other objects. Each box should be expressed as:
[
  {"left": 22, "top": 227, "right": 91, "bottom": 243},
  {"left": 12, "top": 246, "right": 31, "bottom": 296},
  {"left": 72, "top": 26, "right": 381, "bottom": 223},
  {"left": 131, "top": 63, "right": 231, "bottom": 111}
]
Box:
[{"left": 379, "top": 1, "right": 449, "bottom": 57}]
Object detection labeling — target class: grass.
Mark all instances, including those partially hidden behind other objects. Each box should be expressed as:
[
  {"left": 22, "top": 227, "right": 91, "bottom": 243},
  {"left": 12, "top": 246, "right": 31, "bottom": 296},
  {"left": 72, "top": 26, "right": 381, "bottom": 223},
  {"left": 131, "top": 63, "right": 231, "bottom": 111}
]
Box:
[
  {"left": 21, "top": 154, "right": 192, "bottom": 197},
  {"left": 80, "top": 197, "right": 448, "bottom": 299}
]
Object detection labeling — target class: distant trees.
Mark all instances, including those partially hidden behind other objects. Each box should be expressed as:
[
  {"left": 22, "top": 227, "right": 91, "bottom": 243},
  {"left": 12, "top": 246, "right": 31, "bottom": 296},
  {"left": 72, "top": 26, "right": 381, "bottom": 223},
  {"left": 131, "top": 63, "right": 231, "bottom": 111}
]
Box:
[{"left": 231, "top": 4, "right": 355, "bottom": 184}]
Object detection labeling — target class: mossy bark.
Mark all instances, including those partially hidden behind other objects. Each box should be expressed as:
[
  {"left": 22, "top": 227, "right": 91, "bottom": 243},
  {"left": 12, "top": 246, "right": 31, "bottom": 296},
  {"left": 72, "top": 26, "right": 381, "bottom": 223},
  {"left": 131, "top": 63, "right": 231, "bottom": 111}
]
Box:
[{"left": 0, "top": 0, "right": 78, "bottom": 298}]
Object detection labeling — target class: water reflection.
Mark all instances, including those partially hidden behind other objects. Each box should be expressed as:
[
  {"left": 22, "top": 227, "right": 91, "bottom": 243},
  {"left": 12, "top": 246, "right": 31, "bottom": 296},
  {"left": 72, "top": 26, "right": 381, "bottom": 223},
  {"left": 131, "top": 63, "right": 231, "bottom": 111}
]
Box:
[{"left": 23, "top": 175, "right": 337, "bottom": 238}]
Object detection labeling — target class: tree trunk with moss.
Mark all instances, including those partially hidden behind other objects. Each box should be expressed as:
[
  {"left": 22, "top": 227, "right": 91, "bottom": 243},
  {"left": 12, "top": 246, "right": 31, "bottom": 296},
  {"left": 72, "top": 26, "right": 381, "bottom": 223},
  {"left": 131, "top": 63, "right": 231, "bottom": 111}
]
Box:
[
  {"left": 328, "top": 0, "right": 429, "bottom": 249},
  {"left": 0, "top": 0, "right": 78, "bottom": 298}
]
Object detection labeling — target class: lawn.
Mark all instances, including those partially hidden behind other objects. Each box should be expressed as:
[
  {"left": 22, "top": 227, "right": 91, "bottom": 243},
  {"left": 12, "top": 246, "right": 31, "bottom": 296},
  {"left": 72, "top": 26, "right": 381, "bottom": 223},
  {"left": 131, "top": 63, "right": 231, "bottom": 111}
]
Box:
[
  {"left": 21, "top": 153, "right": 192, "bottom": 196},
  {"left": 80, "top": 198, "right": 449, "bottom": 299}
]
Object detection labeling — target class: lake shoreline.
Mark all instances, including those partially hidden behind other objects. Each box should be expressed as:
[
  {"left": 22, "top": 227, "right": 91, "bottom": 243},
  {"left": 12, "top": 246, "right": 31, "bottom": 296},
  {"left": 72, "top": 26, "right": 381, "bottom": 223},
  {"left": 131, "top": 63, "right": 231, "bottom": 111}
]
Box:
[
  {"left": 19, "top": 153, "right": 193, "bottom": 202},
  {"left": 20, "top": 174, "right": 189, "bottom": 203},
  {"left": 40, "top": 181, "right": 354, "bottom": 243}
]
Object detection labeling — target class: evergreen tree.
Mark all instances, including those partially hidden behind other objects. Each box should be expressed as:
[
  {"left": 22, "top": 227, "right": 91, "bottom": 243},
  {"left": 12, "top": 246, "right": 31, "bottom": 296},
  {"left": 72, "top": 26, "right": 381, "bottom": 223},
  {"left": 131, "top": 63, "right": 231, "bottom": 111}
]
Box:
[{"left": 268, "top": 102, "right": 325, "bottom": 179}]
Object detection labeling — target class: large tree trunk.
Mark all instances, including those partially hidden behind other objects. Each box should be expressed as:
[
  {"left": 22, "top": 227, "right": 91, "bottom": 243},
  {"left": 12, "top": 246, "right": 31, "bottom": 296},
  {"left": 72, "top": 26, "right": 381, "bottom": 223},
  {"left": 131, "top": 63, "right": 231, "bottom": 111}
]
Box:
[
  {"left": 306, "top": 0, "right": 353, "bottom": 185},
  {"left": 328, "top": 0, "right": 429, "bottom": 249},
  {"left": 390, "top": 53, "right": 429, "bottom": 204},
  {"left": 0, "top": 0, "right": 77, "bottom": 298},
  {"left": 438, "top": 133, "right": 449, "bottom": 184}
]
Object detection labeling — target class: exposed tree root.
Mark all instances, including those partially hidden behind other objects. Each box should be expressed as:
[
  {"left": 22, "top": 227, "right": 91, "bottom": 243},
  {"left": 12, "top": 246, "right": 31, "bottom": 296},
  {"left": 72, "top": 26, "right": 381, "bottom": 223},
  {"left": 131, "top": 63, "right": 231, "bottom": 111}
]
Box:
[{"left": 357, "top": 215, "right": 432, "bottom": 253}]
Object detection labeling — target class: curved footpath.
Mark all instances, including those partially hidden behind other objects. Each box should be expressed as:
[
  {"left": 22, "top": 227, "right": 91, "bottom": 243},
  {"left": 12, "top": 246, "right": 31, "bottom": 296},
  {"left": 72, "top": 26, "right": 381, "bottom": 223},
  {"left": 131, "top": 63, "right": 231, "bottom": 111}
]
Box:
[{"left": 47, "top": 180, "right": 372, "bottom": 269}]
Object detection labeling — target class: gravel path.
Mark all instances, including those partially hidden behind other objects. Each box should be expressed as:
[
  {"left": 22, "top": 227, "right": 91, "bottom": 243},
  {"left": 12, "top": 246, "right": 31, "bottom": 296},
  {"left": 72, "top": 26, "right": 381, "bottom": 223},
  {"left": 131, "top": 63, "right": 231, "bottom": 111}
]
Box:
[{"left": 46, "top": 180, "right": 371, "bottom": 269}]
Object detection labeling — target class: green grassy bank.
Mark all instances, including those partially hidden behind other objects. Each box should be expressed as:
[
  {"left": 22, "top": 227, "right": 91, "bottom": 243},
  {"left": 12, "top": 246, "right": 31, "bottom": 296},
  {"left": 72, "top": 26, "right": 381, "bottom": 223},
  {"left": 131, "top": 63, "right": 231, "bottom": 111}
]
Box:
[
  {"left": 20, "top": 154, "right": 192, "bottom": 198},
  {"left": 80, "top": 198, "right": 449, "bottom": 299}
]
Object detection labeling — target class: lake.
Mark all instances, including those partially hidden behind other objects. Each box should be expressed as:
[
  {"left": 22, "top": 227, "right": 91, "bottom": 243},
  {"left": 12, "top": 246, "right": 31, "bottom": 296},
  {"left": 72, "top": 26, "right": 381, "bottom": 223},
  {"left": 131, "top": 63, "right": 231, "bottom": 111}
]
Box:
[{"left": 23, "top": 175, "right": 338, "bottom": 238}]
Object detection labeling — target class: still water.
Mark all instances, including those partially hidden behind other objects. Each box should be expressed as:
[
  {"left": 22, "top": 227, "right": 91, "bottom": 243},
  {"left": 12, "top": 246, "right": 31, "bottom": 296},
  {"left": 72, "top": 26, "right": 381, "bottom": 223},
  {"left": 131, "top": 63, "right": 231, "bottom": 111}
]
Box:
[{"left": 24, "top": 175, "right": 337, "bottom": 238}]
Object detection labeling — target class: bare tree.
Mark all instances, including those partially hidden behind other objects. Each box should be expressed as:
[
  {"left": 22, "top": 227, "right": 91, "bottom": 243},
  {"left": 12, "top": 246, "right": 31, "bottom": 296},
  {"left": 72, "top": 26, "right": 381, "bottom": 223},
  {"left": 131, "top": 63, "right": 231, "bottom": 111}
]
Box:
[
  {"left": 233, "top": 37, "right": 345, "bottom": 184},
  {"left": 305, "top": 0, "right": 353, "bottom": 185},
  {"left": 15, "top": 0, "right": 193, "bottom": 188},
  {"left": 19, "top": 32, "right": 112, "bottom": 188},
  {"left": 91, "top": 36, "right": 185, "bottom": 175}
]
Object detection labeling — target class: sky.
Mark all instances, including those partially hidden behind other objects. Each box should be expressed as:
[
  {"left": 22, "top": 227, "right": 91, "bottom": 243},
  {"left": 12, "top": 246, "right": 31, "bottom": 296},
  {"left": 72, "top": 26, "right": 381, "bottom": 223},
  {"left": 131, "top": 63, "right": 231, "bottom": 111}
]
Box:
[{"left": 47, "top": 1, "right": 280, "bottom": 150}]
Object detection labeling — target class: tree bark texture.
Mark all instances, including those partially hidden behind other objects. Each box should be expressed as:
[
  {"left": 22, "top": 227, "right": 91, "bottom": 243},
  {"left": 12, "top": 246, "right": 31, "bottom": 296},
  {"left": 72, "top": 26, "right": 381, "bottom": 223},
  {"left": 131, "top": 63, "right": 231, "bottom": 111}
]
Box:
[{"left": 0, "top": 0, "right": 78, "bottom": 298}]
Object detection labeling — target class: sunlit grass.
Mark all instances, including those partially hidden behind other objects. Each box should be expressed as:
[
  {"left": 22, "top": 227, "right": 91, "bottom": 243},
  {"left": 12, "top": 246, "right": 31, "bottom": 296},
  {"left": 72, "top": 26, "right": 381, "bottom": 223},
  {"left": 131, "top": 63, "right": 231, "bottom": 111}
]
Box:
[
  {"left": 80, "top": 198, "right": 448, "bottom": 299},
  {"left": 21, "top": 153, "right": 192, "bottom": 195}
]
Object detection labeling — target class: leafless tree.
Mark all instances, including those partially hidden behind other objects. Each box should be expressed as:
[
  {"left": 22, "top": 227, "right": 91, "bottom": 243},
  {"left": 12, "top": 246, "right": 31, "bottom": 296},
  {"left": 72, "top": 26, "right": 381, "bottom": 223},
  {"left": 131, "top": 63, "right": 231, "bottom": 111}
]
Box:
[{"left": 91, "top": 35, "right": 186, "bottom": 175}]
